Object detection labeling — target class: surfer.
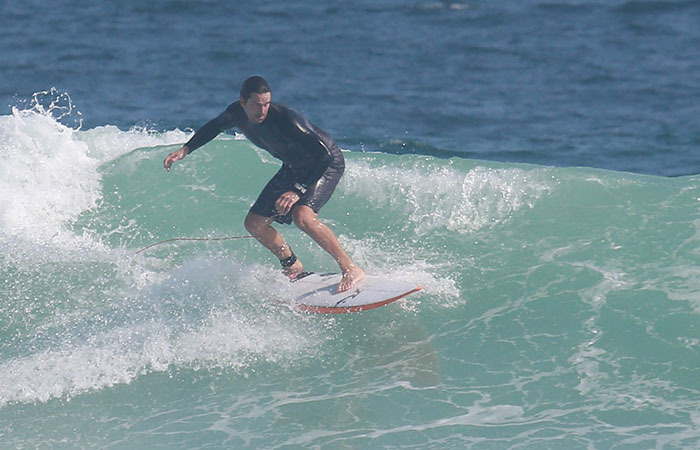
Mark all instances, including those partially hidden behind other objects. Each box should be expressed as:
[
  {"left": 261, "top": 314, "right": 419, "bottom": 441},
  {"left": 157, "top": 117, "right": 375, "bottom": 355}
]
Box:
[{"left": 163, "top": 76, "right": 365, "bottom": 292}]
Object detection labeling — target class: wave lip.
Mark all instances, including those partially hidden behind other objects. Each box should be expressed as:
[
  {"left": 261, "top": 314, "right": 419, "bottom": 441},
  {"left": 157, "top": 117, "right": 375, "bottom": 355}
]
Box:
[{"left": 343, "top": 158, "right": 555, "bottom": 235}]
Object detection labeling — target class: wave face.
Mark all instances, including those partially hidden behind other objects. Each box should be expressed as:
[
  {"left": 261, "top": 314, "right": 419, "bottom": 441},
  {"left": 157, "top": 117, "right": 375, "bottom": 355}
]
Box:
[{"left": 1, "top": 105, "right": 699, "bottom": 448}]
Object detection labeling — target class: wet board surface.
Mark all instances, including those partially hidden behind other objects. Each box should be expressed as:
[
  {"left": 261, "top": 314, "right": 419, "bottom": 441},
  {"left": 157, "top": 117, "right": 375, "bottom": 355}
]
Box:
[{"left": 289, "top": 272, "right": 422, "bottom": 314}]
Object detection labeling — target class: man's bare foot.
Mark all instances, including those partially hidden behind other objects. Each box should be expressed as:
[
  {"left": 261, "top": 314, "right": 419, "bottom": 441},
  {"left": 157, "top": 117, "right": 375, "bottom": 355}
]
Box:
[
  {"left": 337, "top": 266, "right": 365, "bottom": 293},
  {"left": 283, "top": 259, "right": 304, "bottom": 279}
]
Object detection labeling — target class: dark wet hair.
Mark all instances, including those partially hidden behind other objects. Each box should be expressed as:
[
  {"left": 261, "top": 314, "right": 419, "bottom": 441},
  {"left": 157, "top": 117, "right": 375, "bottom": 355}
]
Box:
[{"left": 240, "top": 76, "right": 271, "bottom": 100}]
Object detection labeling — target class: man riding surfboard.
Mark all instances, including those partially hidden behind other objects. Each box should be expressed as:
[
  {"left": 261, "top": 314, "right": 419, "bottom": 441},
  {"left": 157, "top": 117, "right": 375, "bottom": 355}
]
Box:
[{"left": 163, "top": 76, "right": 365, "bottom": 292}]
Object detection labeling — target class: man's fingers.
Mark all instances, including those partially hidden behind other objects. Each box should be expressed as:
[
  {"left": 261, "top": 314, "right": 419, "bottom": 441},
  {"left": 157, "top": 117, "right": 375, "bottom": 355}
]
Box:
[
  {"left": 276, "top": 199, "right": 291, "bottom": 214},
  {"left": 276, "top": 192, "right": 299, "bottom": 214},
  {"left": 163, "top": 150, "right": 183, "bottom": 171}
]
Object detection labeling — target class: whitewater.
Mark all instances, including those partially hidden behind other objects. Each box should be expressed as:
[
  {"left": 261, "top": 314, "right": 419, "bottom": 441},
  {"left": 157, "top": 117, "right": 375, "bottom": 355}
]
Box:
[{"left": 0, "top": 96, "right": 698, "bottom": 449}]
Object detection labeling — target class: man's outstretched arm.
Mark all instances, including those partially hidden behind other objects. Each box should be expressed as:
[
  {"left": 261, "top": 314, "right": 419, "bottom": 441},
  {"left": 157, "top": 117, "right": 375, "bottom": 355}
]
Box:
[{"left": 163, "top": 108, "right": 237, "bottom": 171}]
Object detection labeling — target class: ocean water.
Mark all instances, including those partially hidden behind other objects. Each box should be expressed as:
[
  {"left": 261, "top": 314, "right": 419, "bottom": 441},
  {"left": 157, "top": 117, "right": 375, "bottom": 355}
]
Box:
[{"left": 1, "top": 1, "right": 699, "bottom": 449}]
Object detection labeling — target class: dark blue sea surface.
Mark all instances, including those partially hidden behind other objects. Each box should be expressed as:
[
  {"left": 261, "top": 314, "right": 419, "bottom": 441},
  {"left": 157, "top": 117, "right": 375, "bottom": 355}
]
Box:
[{"left": 3, "top": 0, "right": 699, "bottom": 175}]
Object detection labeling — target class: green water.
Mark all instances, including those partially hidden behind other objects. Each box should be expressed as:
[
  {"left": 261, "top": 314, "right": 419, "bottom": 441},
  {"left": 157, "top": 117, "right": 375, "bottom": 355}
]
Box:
[{"left": 1, "top": 121, "right": 698, "bottom": 448}]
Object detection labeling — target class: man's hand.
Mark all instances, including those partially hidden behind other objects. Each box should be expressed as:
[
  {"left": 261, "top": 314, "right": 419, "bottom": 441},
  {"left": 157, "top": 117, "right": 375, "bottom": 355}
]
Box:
[
  {"left": 163, "top": 146, "right": 189, "bottom": 171},
  {"left": 275, "top": 191, "right": 300, "bottom": 215}
]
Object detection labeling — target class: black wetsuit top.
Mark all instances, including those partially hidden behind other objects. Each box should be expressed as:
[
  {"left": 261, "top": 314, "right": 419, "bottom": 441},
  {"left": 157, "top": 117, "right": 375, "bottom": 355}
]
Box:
[{"left": 185, "top": 101, "right": 344, "bottom": 194}]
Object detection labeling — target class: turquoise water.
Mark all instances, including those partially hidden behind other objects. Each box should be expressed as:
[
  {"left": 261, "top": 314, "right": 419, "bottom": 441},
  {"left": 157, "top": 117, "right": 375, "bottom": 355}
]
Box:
[
  {"left": 2, "top": 1, "right": 700, "bottom": 446},
  {"left": 1, "top": 103, "right": 698, "bottom": 448}
]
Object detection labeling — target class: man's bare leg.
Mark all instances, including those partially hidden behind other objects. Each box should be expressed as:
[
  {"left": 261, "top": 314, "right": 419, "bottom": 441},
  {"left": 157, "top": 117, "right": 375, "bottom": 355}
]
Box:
[
  {"left": 291, "top": 205, "right": 365, "bottom": 293},
  {"left": 244, "top": 212, "right": 303, "bottom": 276}
]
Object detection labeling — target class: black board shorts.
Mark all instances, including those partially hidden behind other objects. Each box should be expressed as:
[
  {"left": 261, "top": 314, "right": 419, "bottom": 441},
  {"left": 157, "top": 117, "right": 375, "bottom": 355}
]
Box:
[{"left": 249, "top": 164, "right": 344, "bottom": 225}]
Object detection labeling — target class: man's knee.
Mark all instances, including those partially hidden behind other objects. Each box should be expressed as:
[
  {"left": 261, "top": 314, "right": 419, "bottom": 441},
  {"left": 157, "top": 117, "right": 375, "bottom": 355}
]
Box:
[
  {"left": 244, "top": 213, "right": 269, "bottom": 236},
  {"left": 292, "top": 206, "right": 318, "bottom": 232}
]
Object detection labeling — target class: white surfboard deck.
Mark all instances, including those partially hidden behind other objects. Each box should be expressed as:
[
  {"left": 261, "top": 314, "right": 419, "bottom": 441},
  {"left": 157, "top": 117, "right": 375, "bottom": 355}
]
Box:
[{"left": 289, "top": 272, "right": 422, "bottom": 314}]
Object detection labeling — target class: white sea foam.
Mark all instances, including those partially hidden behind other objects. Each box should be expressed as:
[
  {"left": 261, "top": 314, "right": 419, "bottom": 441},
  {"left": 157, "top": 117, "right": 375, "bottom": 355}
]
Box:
[
  {"left": 0, "top": 259, "right": 321, "bottom": 407},
  {"left": 0, "top": 318, "right": 310, "bottom": 407},
  {"left": 0, "top": 92, "right": 189, "bottom": 262},
  {"left": 343, "top": 158, "right": 555, "bottom": 235}
]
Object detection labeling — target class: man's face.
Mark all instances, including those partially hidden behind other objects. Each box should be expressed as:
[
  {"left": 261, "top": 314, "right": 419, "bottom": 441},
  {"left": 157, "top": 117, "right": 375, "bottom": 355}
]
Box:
[{"left": 241, "top": 92, "right": 271, "bottom": 124}]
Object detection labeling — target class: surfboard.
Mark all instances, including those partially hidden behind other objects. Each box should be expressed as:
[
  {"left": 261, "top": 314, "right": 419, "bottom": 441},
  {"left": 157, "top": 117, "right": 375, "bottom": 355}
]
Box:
[{"left": 289, "top": 272, "right": 422, "bottom": 314}]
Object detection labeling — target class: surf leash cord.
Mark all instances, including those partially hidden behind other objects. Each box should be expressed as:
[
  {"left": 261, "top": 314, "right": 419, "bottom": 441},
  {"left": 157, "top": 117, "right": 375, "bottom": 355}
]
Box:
[{"left": 134, "top": 235, "right": 255, "bottom": 254}]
